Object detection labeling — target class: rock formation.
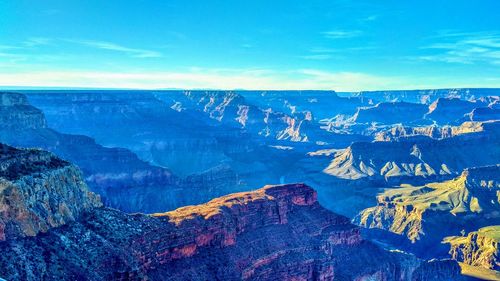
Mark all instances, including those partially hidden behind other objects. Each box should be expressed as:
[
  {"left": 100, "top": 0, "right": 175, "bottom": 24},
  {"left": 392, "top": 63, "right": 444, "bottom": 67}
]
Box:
[
  {"left": 324, "top": 125, "right": 499, "bottom": 184},
  {"left": 445, "top": 226, "right": 499, "bottom": 271},
  {"left": 355, "top": 165, "right": 500, "bottom": 257},
  {"left": 0, "top": 145, "right": 465, "bottom": 280},
  {"left": 0, "top": 144, "right": 101, "bottom": 241}
]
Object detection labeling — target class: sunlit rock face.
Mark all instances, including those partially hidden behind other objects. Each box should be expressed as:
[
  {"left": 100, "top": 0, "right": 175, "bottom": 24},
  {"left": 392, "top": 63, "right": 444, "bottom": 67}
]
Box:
[
  {"left": 354, "top": 165, "right": 500, "bottom": 258},
  {"left": 445, "top": 226, "right": 500, "bottom": 271},
  {"left": 0, "top": 176, "right": 464, "bottom": 281},
  {"left": 374, "top": 120, "right": 500, "bottom": 141},
  {"left": 0, "top": 144, "right": 101, "bottom": 241}
]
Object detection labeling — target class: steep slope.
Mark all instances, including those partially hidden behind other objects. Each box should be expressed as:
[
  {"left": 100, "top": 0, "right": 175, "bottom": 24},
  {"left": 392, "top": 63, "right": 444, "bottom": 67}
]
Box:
[
  {"left": 324, "top": 125, "right": 499, "bottom": 184},
  {"left": 0, "top": 144, "right": 101, "bottom": 241},
  {"left": 0, "top": 162, "right": 465, "bottom": 281},
  {"left": 0, "top": 92, "right": 238, "bottom": 213},
  {"left": 355, "top": 166, "right": 500, "bottom": 257},
  {"left": 425, "top": 98, "right": 486, "bottom": 125},
  {"left": 445, "top": 226, "right": 499, "bottom": 271}
]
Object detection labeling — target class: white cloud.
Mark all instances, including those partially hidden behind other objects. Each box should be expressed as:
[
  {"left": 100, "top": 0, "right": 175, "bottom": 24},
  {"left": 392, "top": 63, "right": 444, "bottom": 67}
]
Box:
[
  {"left": 69, "top": 39, "right": 162, "bottom": 58},
  {"left": 322, "top": 30, "right": 362, "bottom": 39},
  {"left": 419, "top": 31, "right": 500, "bottom": 65}
]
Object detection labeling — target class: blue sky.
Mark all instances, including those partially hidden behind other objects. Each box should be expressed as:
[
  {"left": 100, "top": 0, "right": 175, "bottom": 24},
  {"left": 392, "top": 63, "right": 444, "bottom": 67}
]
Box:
[{"left": 1, "top": 0, "right": 499, "bottom": 90}]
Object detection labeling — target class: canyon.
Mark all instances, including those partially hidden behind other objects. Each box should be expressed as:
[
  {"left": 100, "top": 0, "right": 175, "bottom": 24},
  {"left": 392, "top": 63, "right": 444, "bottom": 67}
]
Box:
[
  {"left": 0, "top": 88, "right": 498, "bottom": 280},
  {"left": 0, "top": 144, "right": 465, "bottom": 280}
]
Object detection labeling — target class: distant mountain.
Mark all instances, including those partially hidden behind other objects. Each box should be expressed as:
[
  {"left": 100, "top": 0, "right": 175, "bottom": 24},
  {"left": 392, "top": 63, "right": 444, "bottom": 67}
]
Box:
[
  {"left": 324, "top": 123, "right": 500, "bottom": 184},
  {"left": 0, "top": 148, "right": 465, "bottom": 280},
  {"left": 0, "top": 92, "right": 238, "bottom": 213},
  {"left": 345, "top": 88, "right": 500, "bottom": 104},
  {"left": 425, "top": 98, "right": 487, "bottom": 125}
]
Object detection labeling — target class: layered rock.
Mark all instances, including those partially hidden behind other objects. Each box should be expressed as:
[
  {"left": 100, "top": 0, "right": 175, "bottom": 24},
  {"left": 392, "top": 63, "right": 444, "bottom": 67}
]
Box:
[
  {"left": 0, "top": 182, "right": 465, "bottom": 281},
  {"left": 324, "top": 125, "right": 500, "bottom": 184},
  {"left": 0, "top": 92, "right": 46, "bottom": 129},
  {"left": 0, "top": 148, "right": 465, "bottom": 280},
  {"left": 374, "top": 120, "right": 500, "bottom": 141},
  {"left": 445, "top": 226, "right": 499, "bottom": 272},
  {"left": 355, "top": 166, "right": 500, "bottom": 257},
  {"left": 0, "top": 144, "right": 101, "bottom": 241}
]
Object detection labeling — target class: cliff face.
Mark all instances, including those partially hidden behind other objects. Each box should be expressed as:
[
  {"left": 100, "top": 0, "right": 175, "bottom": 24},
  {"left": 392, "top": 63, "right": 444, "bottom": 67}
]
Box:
[
  {"left": 374, "top": 120, "right": 500, "bottom": 141},
  {"left": 445, "top": 226, "right": 499, "bottom": 271},
  {"left": 324, "top": 124, "right": 500, "bottom": 184},
  {"left": 0, "top": 154, "right": 464, "bottom": 281},
  {"left": 0, "top": 92, "right": 239, "bottom": 213},
  {"left": 0, "top": 144, "right": 101, "bottom": 241},
  {"left": 355, "top": 165, "right": 500, "bottom": 257},
  {"left": 0, "top": 92, "right": 46, "bottom": 130}
]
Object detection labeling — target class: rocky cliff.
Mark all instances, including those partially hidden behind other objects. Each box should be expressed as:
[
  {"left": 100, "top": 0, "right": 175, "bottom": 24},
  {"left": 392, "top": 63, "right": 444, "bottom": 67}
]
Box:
[
  {"left": 0, "top": 92, "right": 46, "bottom": 130},
  {"left": 0, "top": 147, "right": 465, "bottom": 280},
  {"left": 445, "top": 226, "right": 499, "bottom": 271},
  {"left": 355, "top": 165, "right": 500, "bottom": 258},
  {"left": 324, "top": 125, "right": 499, "bottom": 184},
  {"left": 374, "top": 120, "right": 500, "bottom": 141},
  {"left": 0, "top": 144, "right": 101, "bottom": 241}
]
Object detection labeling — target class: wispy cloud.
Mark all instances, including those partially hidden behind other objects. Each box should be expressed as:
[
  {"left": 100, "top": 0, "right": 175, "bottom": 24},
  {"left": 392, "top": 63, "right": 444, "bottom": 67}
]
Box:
[
  {"left": 322, "top": 30, "right": 362, "bottom": 39},
  {"left": 70, "top": 40, "right": 162, "bottom": 58},
  {"left": 300, "top": 54, "right": 334, "bottom": 60},
  {"left": 24, "top": 37, "right": 52, "bottom": 47},
  {"left": 418, "top": 31, "right": 500, "bottom": 65}
]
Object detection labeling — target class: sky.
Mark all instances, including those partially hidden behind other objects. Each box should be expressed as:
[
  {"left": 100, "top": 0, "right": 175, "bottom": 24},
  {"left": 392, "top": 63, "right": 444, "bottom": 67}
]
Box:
[{"left": 1, "top": 0, "right": 500, "bottom": 91}]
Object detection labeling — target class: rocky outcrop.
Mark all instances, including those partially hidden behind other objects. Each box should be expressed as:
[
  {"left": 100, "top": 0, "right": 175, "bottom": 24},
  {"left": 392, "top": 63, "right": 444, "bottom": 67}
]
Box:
[
  {"left": 0, "top": 144, "right": 101, "bottom": 241},
  {"left": 445, "top": 226, "right": 499, "bottom": 271},
  {"left": 0, "top": 183, "right": 464, "bottom": 281},
  {"left": 0, "top": 92, "right": 46, "bottom": 130},
  {"left": 324, "top": 124, "right": 500, "bottom": 184},
  {"left": 355, "top": 166, "right": 500, "bottom": 258}
]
